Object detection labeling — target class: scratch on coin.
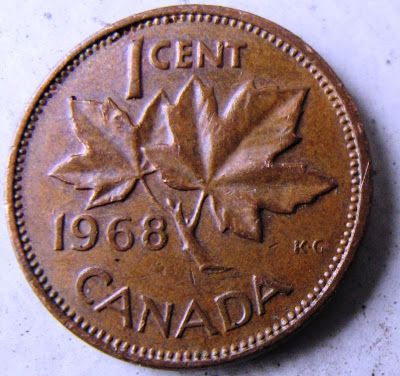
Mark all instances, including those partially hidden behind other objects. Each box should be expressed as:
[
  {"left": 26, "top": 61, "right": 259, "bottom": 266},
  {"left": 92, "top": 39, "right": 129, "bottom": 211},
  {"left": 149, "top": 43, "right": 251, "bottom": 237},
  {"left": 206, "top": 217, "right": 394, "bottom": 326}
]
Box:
[
  {"left": 269, "top": 242, "right": 279, "bottom": 249},
  {"left": 361, "top": 161, "right": 370, "bottom": 190},
  {"left": 189, "top": 267, "right": 196, "bottom": 287}
]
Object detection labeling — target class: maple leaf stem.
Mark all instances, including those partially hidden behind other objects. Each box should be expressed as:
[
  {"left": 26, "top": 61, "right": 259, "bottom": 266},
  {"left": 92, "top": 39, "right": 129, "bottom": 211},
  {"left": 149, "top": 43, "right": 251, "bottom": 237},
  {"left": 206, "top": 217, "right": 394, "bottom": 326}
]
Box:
[
  {"left": 141, "top": 178, "right": 230, "bottom": 273},
  {"left": 187, "top": 190, "right": 207, "bottom": 230},
  {"left": 140, "top": 177, "right": 164, "bottom": 211}
]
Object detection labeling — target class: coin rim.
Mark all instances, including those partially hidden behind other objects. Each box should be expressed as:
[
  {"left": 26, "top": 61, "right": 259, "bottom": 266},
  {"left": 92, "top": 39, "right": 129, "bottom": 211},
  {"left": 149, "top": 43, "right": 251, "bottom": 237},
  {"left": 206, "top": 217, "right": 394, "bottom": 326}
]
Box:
[{"left": 6, "top": 4, "right": 372, "bottom": 369}]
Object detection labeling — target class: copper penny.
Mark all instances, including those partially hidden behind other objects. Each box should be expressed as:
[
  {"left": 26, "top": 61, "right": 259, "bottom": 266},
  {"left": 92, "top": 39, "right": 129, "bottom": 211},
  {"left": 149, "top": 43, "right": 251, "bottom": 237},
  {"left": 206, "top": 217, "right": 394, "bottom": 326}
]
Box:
[{"left": 6, "top": 5, "right": 371, "bottom": 368}]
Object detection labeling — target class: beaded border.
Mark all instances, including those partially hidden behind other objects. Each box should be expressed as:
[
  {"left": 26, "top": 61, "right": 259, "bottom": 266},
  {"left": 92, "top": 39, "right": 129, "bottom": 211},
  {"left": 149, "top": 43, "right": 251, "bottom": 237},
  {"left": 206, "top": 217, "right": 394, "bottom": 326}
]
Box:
[{"left": 10, "top": 11, "right": 365, "bottom": 366}]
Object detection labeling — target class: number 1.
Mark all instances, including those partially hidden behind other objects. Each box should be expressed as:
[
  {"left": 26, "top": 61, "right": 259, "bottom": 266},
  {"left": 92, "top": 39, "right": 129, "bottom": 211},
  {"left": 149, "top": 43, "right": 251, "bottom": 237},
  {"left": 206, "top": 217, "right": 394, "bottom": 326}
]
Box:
[
  {"left": 126, "top": 37, "right": 143, "bottom": 99},
  {"left": 54, "top": 213, "right": 65, "bottom": 251}
]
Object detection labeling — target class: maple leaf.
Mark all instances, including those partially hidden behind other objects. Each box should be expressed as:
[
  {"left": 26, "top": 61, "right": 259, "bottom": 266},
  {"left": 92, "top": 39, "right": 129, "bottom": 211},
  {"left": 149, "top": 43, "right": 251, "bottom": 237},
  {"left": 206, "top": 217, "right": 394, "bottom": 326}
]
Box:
[
  {"left": 144, "top": 75, "right": 336, "bottom": 241},
  {"left": 50, "top": 97, "right": 141, "bottom": 209}
]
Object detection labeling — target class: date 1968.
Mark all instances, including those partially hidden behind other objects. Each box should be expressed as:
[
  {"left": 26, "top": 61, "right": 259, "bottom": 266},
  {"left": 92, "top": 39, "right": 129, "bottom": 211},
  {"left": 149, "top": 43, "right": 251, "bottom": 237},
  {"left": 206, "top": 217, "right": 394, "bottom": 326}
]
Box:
[{"left": 53, "top": 213, "right": 168, "bottom": 252}]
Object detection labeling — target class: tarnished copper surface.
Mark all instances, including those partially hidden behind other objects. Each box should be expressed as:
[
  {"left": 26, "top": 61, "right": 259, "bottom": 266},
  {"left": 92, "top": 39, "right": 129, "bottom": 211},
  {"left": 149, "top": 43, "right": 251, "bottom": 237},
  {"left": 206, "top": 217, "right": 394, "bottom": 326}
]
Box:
[{"left": 6, "top": 5, "right": 371, "bottom": 368}]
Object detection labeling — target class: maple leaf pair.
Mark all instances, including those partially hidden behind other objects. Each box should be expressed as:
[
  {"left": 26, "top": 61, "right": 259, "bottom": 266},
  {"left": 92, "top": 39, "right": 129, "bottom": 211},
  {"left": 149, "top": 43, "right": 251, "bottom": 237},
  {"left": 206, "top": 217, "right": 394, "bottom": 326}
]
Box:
[{"left": 51, "top": 75, "right": 336, "bottom": 271}]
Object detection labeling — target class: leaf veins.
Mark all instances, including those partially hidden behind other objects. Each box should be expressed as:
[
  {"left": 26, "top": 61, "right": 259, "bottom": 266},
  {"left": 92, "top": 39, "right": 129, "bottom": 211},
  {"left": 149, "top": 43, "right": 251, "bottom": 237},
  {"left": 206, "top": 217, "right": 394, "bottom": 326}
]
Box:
[
  {"left": 50, "top": 97, "right": 141, "bottom": 209},
  {"left": 144, "top": 75, "right": 337, "bottom": 240}
]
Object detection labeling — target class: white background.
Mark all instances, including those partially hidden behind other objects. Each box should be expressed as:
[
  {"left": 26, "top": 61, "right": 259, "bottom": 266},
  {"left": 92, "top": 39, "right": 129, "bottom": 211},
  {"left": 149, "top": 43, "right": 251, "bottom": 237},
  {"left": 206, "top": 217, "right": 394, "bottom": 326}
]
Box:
[{"left": 0, "top": 1, "right": 399, "bottom": 375}]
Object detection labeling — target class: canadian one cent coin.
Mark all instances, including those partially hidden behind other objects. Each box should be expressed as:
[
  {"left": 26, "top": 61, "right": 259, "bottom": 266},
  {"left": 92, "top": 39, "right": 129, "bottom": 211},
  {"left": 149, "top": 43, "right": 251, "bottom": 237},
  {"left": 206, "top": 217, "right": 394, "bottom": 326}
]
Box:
[{"left": 7, "top": 5, "right": 371, "bottom": 368}]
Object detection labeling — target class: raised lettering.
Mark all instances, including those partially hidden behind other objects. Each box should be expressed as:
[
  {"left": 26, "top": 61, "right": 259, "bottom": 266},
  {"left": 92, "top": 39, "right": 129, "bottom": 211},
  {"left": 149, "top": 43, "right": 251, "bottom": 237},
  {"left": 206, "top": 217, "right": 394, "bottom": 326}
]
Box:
[
  {"left": 175, "top": 40, "right": 193, "bottom": 68},
  {"left": 126, "top": 37, "right": 143, "bottom": 99},
  {"left": 141, "top": 215, "right": 168, "bottom": 250},
  {"left": 54, "top": 213, "right": 65, "bottom": 250},
  {"left": 175, "top": 299, "right": 218, "bottom": 338},
  {"left": 215, "top": 291, "right": 252, "bottom": 332},
  {"left": 137, "top": 295, "right": 173, "bottom": 338},
  {"left": 294, "top": 240, "right": 308, "bottom": 254},
  {"left": 94, "top": 286, "right": 132, "bottom": 328},
  {"left": 76, "top": 266, "right": 113, "bottom": 305},
  {"left": 149, "top": 40, "right": 171, "bottom": 70},
  {"left": 106, "top": 217, "right": 134, "bottom": 252},
  {"left": 197, "top": 41, "right": 223, "bottom": 68},
  {"left": 71, "top": 214, "right": 98, "bottom": 251},
  {"left": 312, "top": 239, "right": 327, "bottom": 254},
  {"left": 225, "top": 41, "right": 247, "bottom": 67},
  {"left": 252, "top": 275, "right": 293, "bottom": 316}
]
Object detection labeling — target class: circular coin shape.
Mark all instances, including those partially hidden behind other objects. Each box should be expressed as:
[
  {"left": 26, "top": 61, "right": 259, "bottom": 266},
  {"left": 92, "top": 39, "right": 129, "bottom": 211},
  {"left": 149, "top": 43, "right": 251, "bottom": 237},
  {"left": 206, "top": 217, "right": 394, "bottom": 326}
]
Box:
[{"left": 7, "top": 5, "right": 371, "bottom": 369}]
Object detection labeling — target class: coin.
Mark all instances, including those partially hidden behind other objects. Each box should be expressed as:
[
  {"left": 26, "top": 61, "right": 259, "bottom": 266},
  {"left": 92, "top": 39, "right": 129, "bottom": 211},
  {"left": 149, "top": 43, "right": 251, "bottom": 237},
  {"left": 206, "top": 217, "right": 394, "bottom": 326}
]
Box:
[{"left": 6, "top": 5, "right": 371, "bottom": 368}]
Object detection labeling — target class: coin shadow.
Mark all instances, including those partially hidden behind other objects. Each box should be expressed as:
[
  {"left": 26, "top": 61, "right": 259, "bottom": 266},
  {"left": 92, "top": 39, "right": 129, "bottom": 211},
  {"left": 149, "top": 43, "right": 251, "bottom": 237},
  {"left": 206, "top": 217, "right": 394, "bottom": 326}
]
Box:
[{"left": 209, "top": 95, "right": 392, "bottom": 375}]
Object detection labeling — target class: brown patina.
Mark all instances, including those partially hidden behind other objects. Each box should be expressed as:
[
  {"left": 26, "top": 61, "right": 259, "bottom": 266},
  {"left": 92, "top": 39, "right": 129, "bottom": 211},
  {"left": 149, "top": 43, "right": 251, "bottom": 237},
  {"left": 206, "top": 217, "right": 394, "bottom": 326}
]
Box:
[{"left": 6, "top": 5, "right": 371, "bottom": 369}]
